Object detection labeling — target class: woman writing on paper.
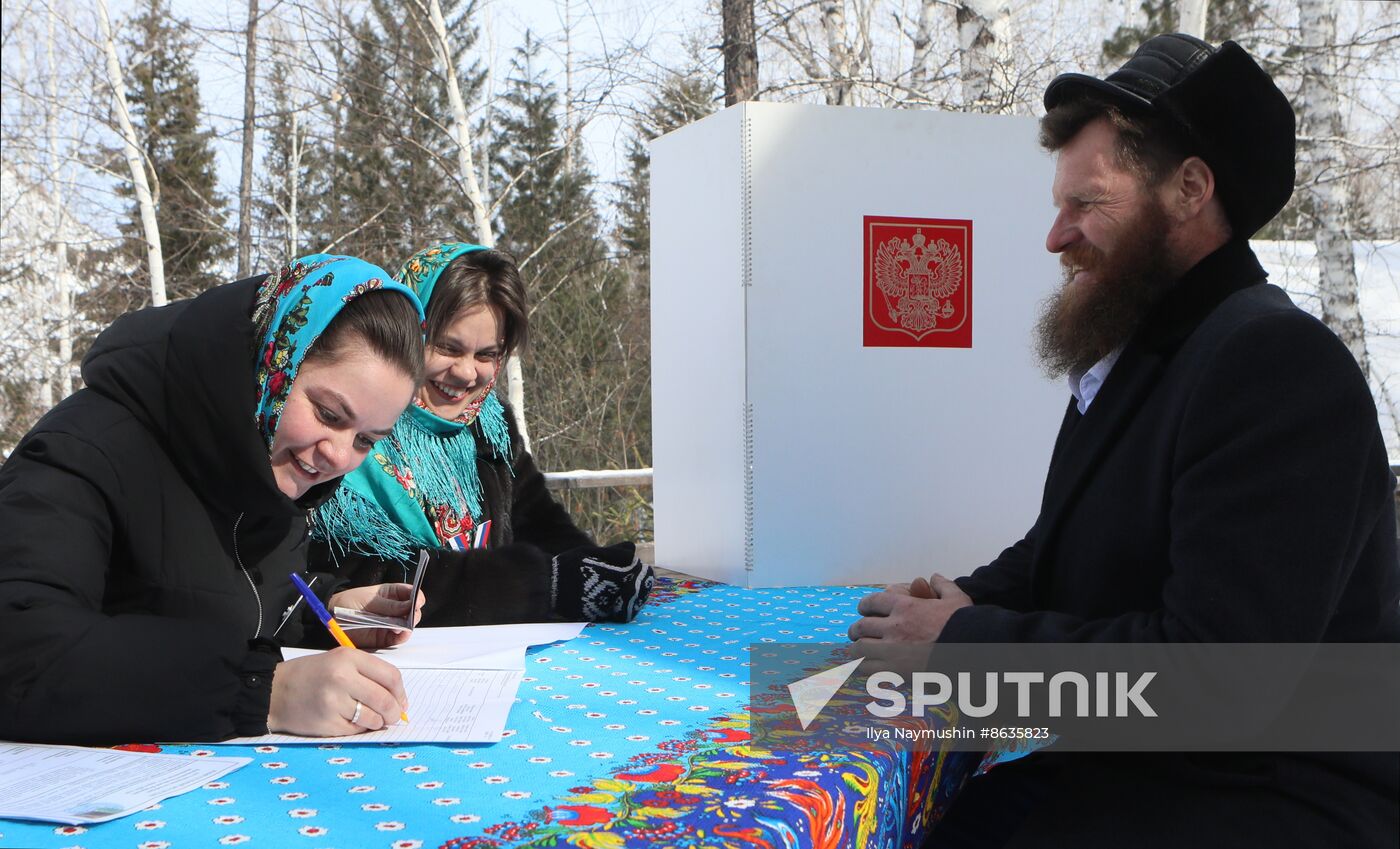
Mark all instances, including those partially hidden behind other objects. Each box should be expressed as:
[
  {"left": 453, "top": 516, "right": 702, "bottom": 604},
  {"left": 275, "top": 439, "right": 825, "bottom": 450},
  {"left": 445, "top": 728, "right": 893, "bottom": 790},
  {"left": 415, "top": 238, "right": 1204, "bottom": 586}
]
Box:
[
  {"left": 0, "top": 256, "right": 428, "bottom": 744},
  {"left": 312, "top": 243, "right": 653, "bottom": 625}
]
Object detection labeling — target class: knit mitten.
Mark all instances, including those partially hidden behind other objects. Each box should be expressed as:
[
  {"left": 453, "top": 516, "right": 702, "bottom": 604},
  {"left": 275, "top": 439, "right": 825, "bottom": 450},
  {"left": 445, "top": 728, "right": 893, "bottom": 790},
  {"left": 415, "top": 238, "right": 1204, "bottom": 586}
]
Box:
[{"left": 550, "top": 541, "right": 654, "bottom": 623}]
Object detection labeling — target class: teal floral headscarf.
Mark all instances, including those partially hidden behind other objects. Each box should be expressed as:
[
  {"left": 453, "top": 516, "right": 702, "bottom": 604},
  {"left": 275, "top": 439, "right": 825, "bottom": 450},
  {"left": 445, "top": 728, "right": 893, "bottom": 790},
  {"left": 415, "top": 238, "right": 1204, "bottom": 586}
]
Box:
[
  {"left": 314, "top": 243, "right": 515, "bottom": 561},
  {"left": 251, "top": 253, "right": 425, "bottom": 449}
]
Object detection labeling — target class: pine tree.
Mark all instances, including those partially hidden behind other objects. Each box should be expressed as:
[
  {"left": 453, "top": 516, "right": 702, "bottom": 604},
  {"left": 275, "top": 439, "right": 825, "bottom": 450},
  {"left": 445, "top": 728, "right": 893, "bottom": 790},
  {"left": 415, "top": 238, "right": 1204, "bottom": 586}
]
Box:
[
  {"left": 491, "top": 36, "right": 648, "bottom": 541},
  {"left": 379, "top": 0, "right": 481, "bottom": 256},
  {"left": 303, "top": 0, "right": 483, "bottom": 270},
  {"left": 101, "top": 0, "right": 231, "bottom": 304},
  {"left": 616, "top": 72, "right": 717, "bottom": 270},
  {"left": 493, "top": 35, "right": 603, "bottom": 270},
  {"left": 610, "top": 72, "right": 716, "bottom": 541},
  {"left": 301, "top": 16, "right": 396, "bottom": 265}
]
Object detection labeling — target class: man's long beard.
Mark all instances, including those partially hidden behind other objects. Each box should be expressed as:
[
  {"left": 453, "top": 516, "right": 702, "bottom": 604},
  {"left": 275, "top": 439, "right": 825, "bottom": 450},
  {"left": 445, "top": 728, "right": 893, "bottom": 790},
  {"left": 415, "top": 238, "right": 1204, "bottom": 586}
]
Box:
[{"left": 1034, "top": 201, "right": 1177, "bottom": 378}]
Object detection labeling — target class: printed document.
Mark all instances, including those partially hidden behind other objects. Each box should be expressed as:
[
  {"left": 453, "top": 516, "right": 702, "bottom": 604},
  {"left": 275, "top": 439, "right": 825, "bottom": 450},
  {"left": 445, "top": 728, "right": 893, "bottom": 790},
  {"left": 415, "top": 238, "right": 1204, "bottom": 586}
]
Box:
[
  {"left": 221, "top": 668, "right": 522, "bottom": 745},
  {"left": 219, "top": 622, "right": 585, "bottom": 744},
  {"left": 0, "top": 742, "right": 249, "bottom": 825},
  {"left": 284, "top": 621, "right": 587, "bottom": 670}
]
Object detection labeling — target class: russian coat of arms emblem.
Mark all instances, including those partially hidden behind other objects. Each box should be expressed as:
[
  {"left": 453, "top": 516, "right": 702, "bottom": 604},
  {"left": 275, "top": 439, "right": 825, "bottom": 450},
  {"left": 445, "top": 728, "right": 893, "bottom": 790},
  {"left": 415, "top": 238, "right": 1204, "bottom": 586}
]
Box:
[{"left": 863, "top": 216, "right": 972, "bottom": 348}]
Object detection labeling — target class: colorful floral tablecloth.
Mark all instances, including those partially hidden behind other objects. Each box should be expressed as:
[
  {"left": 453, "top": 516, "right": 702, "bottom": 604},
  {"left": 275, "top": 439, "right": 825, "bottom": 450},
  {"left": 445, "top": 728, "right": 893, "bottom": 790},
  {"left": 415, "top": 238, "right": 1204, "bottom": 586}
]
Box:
[{"left": 1, "top": 577, "right": 981, "bottom": 849}]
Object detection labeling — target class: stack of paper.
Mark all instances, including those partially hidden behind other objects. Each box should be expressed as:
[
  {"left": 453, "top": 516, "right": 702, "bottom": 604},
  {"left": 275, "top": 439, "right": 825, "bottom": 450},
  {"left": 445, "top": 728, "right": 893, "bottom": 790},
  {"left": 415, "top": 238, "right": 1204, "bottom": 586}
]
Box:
[
  {"left": 0, "top": 743, "right": 250, "bottom": 825},
  {"left": 334, "top": 550, "right": 430, "bottom": 632}
]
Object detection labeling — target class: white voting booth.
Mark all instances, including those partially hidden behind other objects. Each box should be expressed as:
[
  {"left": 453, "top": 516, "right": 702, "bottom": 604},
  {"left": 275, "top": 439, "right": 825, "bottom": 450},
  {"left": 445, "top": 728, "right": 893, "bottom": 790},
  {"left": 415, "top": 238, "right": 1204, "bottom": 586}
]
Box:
[{"left": 651, "top": 101, "right": 1067, "bottom": 587}]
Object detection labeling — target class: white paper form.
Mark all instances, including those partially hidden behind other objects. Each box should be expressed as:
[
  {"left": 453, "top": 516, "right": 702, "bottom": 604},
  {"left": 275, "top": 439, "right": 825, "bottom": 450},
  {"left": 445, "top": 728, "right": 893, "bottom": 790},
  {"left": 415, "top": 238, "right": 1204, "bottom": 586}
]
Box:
[
  {"left": 396, "top": 621, "right": 587, "bottom": 662},
  {"left": 225, "top": 622, "right": 584, "bottom": 745},
  {"left": 284, "top": 622, "right": 587, "bottom": 670},
  {"left": 283, "top": 643, "right": 526, "bottom": 670},
  {"left": 0, "top": 742, "right": 250, "bottom": 825},
  {"left": 220, "top": 668, "right": 523, "bottom": 745}
]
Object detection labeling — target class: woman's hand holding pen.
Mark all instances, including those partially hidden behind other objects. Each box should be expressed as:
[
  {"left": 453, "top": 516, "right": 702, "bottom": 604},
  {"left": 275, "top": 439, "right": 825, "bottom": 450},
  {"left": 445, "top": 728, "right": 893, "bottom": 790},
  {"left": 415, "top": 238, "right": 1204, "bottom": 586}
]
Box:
[
  {"left": 268, "top": 647, "right": 410, "bottom": 736},
  {"left": 329, "top": 582, "right": 427, "bottom": 650}
]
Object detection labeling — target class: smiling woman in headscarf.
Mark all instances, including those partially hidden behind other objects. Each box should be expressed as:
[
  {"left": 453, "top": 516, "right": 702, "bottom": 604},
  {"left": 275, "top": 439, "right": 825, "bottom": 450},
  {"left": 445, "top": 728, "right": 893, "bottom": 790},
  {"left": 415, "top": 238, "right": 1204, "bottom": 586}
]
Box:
[
  {"left": 0, "top": 255, "right": 429, "bottom": 744},
  {"left": 312, "top": 243, "right": 653, "bottom": 626}
]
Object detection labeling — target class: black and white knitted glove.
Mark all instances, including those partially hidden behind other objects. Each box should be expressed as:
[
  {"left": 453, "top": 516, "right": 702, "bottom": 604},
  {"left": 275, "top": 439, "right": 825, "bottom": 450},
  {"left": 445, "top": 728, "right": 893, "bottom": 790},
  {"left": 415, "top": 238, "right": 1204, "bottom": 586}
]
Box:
[{"left": 550, "top": 542, "right": 654, "bottom": 623}]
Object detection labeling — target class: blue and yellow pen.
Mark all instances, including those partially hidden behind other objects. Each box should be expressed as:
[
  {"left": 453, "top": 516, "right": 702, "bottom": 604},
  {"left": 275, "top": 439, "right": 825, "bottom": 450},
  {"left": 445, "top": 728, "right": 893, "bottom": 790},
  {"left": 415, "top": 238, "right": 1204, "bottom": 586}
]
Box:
[{"left": 289, "top": 572, "right": 409, "bottom": 723}]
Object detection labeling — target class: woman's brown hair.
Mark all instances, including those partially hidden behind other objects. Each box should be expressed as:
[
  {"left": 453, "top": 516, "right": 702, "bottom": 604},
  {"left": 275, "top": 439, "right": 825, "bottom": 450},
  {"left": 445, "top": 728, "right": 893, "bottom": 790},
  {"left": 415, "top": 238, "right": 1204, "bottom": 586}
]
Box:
[
  {"left": 306, "top": 288, "right": 426, "bottom": 384},
  {"left": 425, "top": 249, "right": 529, "bottom": 358}
]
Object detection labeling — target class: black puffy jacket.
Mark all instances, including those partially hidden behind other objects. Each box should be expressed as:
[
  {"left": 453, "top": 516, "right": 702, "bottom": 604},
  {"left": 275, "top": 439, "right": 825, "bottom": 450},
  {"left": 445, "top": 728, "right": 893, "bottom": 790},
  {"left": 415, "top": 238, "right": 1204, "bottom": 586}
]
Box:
[{"left": 0, "top": 277, "right": 344, "bottom": 744}]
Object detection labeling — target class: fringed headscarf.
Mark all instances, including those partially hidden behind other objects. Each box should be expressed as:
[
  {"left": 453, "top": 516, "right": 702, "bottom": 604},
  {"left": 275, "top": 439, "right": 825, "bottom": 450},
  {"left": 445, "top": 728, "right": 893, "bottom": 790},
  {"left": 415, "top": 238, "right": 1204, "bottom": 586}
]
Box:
[
  {"left": 313, "top": 243, "right": 515, "bottom": 561},
  {"left": 251, "top": 254, "right": 422, "bottom": 449}
]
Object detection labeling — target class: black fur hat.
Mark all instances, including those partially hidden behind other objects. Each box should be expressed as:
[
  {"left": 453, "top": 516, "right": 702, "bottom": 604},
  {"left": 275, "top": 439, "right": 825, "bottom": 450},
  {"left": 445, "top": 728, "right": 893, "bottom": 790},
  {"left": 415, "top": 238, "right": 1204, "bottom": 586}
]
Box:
[{"left": 1044, "top": 33, "right": 1295, "bottom": 238}]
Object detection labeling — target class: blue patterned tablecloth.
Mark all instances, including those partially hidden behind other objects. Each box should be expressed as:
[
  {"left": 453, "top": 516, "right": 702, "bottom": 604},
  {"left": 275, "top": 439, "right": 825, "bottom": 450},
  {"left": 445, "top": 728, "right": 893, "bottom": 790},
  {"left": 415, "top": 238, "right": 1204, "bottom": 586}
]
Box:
[{"left": 1, "top": 578, "right": 981, "bottom": 849}]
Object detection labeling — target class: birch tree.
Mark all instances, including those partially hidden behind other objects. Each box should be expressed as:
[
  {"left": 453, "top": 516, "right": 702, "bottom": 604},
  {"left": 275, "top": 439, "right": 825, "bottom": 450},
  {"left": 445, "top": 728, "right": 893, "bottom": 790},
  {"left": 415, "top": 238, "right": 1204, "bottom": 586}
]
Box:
[
  {"left": 562, "top": 0, "right": 576, "bottom": 174},
  {"left": 752, "top": 0, "right": 1066, "bottom": 110},
  {"left": 96, "top": 0, "right": 166, "bottom": 307},
  {"left": 761, "top": 0, "right": 875, "bottom": 105},
  {"left": 956, "top": 0, "right": 1014, "bottom": 111},
  {"left": 819, "top": 1, "right": 866, "bottom": 105},
  {"left": 255, "top": 39, "right": 310, "bottom": 263},
  {"left": 416, "top": 0, "right": 495, "bottom": 247},
  {"left": 1104, "top": 1, "right": 1265, "bottom": 63},
  {"left": 0, "top": 37, "right": 54, "bottom": 421},
  {"left": 302, "top": 0, "right": 478, "bottom": 262},
  {"left": 45, "top": 7, "right": 75, "bottom": 400},
  {"left": 237, "top": 0, "right": 260, "bottom": 277},
  {"left": 412, "top": 0, "right": 532, "bottom": 451},
  {"left": 2, "top": 0, "right": 113, "bottom": 438},
  {"left": 96, "top": 0, "right": 229, "bottom": 306},
  {"left": 909, "top": 0, "right": 943, "bottom": 98},
  {"left": 1297, "top": 0, "right": 1369, "bottom": 373},
  {"left": 490, "top": 37, "right": 648, "bottom": 539},
  {"left": 1179, "top": 0, "right": 1212, "bottom": 37}
]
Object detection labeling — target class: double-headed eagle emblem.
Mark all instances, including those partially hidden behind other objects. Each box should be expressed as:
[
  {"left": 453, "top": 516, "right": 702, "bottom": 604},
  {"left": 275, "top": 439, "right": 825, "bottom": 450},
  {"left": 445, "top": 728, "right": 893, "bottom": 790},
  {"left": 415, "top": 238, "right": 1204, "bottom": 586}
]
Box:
[{"left": 873, "top": 229, "right": 964, "bottom": 335}]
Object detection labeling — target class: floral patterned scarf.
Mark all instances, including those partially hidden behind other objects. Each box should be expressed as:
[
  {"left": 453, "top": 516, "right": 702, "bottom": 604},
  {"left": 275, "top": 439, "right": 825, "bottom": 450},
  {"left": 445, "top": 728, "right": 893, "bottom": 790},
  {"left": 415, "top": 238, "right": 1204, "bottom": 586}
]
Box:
[
  {"left": 250, "top": 253, "right": 423, "bottom": 449},
  {"left": 313, "top": 243, "right": 514, "bottom": 562}
]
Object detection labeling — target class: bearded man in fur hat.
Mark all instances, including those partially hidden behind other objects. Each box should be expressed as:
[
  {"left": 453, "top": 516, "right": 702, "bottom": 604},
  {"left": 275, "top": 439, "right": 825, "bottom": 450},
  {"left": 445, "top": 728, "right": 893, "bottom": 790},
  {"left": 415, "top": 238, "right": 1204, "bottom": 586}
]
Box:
[{"left": 850, "top": 33, "right": 1400, "bottom": 849}]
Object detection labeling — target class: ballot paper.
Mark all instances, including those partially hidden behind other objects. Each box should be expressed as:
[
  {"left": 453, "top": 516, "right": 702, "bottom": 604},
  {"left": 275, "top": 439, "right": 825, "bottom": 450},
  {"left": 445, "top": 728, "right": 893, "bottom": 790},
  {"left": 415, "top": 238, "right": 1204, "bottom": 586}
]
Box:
[
  {"left": 0, "top": 742, "right": 250, "bottom": 825},
  {"left": 334, "top": 549, "right": 430, "bottom": 632},
  {"left": 284, "top": 643, "right": 526, "bottom": 670},
  {"left": 217, "top": 622, "right": 587, "bottom": 745},
  {"left": 282, "top": 622, "right": 587, "bottom": 670},
  {"left": 220, "top": 668, "right": 523, "bottom": 745}
]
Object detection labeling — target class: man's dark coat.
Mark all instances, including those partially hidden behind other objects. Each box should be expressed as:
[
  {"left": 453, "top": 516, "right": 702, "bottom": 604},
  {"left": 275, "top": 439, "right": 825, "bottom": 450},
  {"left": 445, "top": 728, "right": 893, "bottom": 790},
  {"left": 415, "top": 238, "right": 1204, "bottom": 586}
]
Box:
[{"left": 943, "top": 239, "right": 1400, "bottom": 848}]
